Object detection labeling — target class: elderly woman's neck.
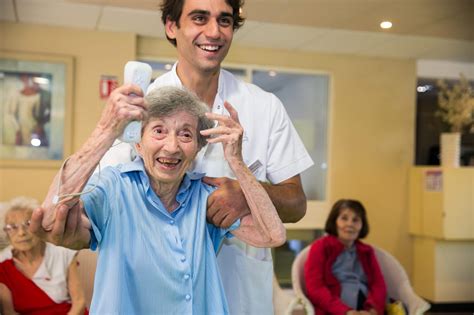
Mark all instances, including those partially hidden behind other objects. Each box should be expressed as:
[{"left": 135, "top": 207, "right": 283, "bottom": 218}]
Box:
[
  {"left": 13, "top": 242, "right": 45, "bottom": 264},
  {"left": 151, "top": 181, "right": 180, "bottom": 213}
]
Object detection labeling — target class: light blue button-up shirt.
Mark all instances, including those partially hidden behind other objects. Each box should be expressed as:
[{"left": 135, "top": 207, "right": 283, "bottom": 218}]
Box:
[{"left": 81, "top": 157, "right": 239, "bottom": 315}]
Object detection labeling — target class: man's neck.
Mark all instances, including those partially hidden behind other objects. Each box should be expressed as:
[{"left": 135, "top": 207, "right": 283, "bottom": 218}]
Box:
[{"left": 175, "top": 63, "right": 219, "bottom": 108}]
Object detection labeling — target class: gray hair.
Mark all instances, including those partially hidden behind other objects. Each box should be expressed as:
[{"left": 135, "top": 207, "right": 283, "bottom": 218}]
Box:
[
  {"left": 144, "top": 86, "right": 214, "bottom": 148},
  {"left": 2, "top": 197, "right": 39, "bottom": 223},
  {"left": 0, "top": 197, "right": 39, "bottom": 247}
]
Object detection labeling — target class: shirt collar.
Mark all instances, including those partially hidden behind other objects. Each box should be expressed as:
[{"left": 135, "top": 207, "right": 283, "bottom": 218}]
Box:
[
  {"left": 119, "top": 156, "right": 205, "bottom": 197},
  {"left": 170, "top": 62, "right": 184, "bottom": 88}
]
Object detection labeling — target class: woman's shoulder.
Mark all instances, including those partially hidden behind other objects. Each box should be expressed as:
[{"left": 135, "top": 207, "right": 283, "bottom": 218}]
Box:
[
  {"left": 355, "top": 239, "right": 375, "bottom": 253},
  {"left": 0, "top": 246, "right": 12, "bottom": 263},
  {"left": 310, "top": 235, "right": 341, "bottom": 251}
]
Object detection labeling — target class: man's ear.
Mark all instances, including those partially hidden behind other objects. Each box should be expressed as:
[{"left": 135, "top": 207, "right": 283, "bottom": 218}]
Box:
[{"left": 165, "top": 17, "right": 177, "bottom": 40}]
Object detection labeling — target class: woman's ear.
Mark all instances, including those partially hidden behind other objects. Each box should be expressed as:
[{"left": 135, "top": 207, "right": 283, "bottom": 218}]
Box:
[{"left": 134, "top": 143, "right": 143, "bottom": 157}]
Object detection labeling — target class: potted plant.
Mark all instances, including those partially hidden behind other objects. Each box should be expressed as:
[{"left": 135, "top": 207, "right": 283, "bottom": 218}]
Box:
[{"left": 436, "top": 74, "right": 474, "bottom": 167}]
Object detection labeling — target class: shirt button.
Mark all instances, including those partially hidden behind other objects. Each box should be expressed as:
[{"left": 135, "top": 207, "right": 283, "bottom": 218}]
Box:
[
  {"left": 180, "top": 256, "right": 186, "bottom": 262},
  {"left": 185, "top": 294, "right": 191, "bottom": 301},
  {"left": 184, "top": 274, "right": 190, "bottom": 280},
  {"left": 169, "top": 220, "right": 175, "bottom": 225}
]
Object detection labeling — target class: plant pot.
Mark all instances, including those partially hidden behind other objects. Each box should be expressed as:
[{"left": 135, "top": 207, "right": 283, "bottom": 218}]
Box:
[{"left": 440, "top": 132, "right": 461, "bottom": 167}]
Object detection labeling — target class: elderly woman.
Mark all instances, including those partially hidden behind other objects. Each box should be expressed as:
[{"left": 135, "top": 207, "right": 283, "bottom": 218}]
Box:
[
  {"left": 304, "top": 199, "right": 386, "bottom": 315},
  {"left": 0, "top": 197, "right": 87, "bottom": 315},
  {"left": 31, "top": 85, "right": 286, "bottom": 314}
]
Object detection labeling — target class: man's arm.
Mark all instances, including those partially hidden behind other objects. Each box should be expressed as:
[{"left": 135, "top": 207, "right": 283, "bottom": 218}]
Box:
[
  {"left": 201, "top": 102, "right": 286, "bottom": 247},
  {"left": 204, "top": 174, "right": 306, "bottom": 228},
  {"left": 29, "top": 85, "right": 147, "bottom": 248},
  {"left": 261, "top": 174, "right": 306, "bottom": 222}
]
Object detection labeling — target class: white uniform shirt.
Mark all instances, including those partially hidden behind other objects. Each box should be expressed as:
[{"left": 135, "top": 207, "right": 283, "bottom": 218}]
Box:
[
  {"left": 147, "top": 63, "right": 314, "bottom": 315},
  {"left": 0, "top": 243, "right": 76, "bottom": 304}
]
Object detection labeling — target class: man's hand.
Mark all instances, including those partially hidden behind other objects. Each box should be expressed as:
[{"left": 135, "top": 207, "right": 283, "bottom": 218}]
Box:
[
  {"left": 29, "top": 200, "right": 91, "bottom": 250},
  {"left": 203, "top": 176, "right": 250, "bottom": 228}
]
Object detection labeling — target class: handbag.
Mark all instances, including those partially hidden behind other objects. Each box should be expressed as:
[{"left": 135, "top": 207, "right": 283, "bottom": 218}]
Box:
[{"left": 386, "top": 300, "right": 406, "bottom": 315}]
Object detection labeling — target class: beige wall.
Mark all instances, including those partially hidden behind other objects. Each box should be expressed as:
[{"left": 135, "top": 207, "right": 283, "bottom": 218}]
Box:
[
  {"left": 0, "top": 23, "right": 416, "bottom": 274},
  {"left": 0, "top": 22, "right": 136, "bottom": 201}
]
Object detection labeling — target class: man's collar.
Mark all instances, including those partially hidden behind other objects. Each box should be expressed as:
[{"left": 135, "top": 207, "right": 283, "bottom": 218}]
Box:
[{"left": 170, "top": 62, "right": 184, "bottom": 87}]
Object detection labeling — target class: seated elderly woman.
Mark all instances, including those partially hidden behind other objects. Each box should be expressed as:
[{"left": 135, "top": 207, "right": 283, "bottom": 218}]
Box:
[
  {"left": 304, "top": 199, "right": 387, "bottom": 315},
  {"left": 31, "top": 85, "right": 286, "bottom": 314},
  {"left": 0, "top": 197, "right": 87, "bottom": 315}
]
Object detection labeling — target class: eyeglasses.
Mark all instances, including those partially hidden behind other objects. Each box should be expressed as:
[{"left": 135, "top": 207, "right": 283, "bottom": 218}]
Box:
[{"left": 3, "top": 220, "right": 31, "bottom": 235}]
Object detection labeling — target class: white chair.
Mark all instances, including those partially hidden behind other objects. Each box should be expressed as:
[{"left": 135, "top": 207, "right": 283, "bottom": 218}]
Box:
[
  {"left": 273, "top": 274, "right": 298, "bottom": 315},
  {"left": 286, "top": 246, "right": 315, "bottom": 315},
  {"left": 373, "top": 246, "right": 430, "bottom": 315},
  {"left": 287, "top": 245, "right": 430, "bottom": 315}
]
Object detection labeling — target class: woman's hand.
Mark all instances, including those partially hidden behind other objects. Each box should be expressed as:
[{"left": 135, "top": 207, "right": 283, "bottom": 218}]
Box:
[
  {"left": 200, "top": 101, "right": 243, "bottom": 164},
  {"left": 97, "top": 84, "right": 148, "bottom": 138}
]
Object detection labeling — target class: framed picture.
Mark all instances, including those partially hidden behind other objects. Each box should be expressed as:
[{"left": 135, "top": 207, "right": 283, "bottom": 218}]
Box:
[{"left": 0, "top": 51, "right": 73, "bottom": 167}]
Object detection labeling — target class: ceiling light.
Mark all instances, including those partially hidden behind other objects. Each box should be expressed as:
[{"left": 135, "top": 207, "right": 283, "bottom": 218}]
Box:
[
  {"left": 164, "top": 64, "right": 172, "bottom": 70},
  {"left": 380, "top": 21, "right": 392, "bottom": 29},
  {"left": 417, "top": 85, "right": 432, "bottom": 93},
  {"left": 268, "top": 71, "right": 277, "bottom": 77},
  {"left": 31, "top": 138, "right": 41, "bottom": 147}
]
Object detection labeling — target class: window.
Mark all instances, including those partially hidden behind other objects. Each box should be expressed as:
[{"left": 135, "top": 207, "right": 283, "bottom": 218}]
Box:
[
  {"left": 251, "top": 70, "right": 329, "bottom": 200},
  {"left": 415, "top": 78, "right": 474, "bottom": 166}
]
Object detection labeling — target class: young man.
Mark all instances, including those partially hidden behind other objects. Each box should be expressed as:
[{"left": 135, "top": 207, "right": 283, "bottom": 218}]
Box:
[{"left": 149, "top": 0, "right": 314, "bottom": 313}]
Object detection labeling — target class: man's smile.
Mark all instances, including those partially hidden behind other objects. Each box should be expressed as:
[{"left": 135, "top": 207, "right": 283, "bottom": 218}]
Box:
[{"left": 197, "top": 44, "right": 221, "bottom": 52}]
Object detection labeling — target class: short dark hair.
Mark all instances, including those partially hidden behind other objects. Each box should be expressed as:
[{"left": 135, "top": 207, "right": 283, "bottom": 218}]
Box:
[
  {"left": 324, "top": 199, "right": 370, "bottom": 239},
  {"left": 160, "top": 0, "right": 245, "bottom": 46}
]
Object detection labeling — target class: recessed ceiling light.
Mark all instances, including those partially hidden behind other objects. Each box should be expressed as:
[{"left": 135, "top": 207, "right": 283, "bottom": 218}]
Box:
[
  {"left": 268, "top": 70, "right": 277, "bottom": 77},
  {"left": 417, "top": 85, "right": 432, "bottom": 93},
  {"left": 31, "top": 138, "right": 41, "bottom": 147},
  {"left": 380, "top": 21, "right": 392, "bottom": 29}
]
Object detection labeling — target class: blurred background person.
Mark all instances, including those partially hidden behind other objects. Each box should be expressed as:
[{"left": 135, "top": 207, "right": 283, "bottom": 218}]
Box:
[
  {"left": 0, "top": 197, "right": 87, "bottom": 315},
  {"left": 304, "top": 199, "right": 386, "bottom": 315}
]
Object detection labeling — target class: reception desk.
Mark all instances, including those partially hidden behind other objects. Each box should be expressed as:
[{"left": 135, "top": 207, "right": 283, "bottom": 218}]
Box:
[{"left": 409, "top": 167, "right": 474, "bottom": 302}]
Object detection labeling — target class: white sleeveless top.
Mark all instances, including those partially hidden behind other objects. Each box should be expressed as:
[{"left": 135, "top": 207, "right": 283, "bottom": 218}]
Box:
[{"left": 0, "top": 243, "right": 76, "bottom": 303}]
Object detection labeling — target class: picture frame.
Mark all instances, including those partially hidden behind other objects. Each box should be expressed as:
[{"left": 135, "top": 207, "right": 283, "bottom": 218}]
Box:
[{"left": 0, "top": 51, "right": 73, "bottom": 168}]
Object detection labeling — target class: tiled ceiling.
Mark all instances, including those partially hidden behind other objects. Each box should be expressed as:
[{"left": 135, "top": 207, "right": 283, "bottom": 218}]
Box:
[{"left": 1, "top": 0, "right": 473, "bottom": 62}]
